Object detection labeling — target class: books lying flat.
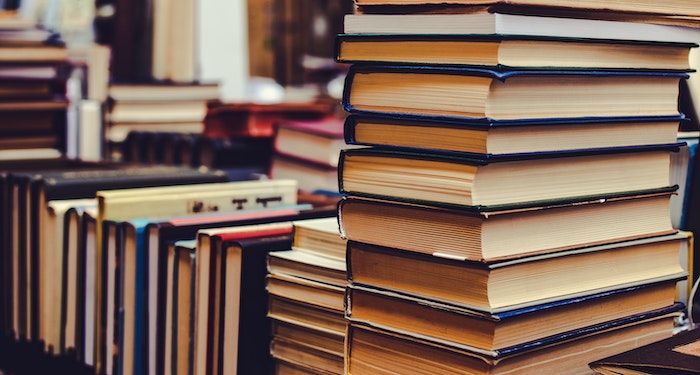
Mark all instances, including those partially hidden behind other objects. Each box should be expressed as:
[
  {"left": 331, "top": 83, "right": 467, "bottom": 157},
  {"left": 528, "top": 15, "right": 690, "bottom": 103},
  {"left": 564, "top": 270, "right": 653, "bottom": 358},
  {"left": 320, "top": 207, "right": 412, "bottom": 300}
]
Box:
[
  {"left": 267, "top": 273, "right": 346, "bottom": 312},
  {"left": 338, "top": 193, "right": 675, "bottom": 261},
  {"left": 343, "top": 13, "right": 700, "bottom": 42},
  {"left": 344, "top": 115, "right": 681, "bottom": 155},
  {"left": 268, "top": 296, "right": 347, "bottom": 336},
  {"left": 347, "top": 281, "right": 680, "bottom": 352},
  {"left": 271, "top": 337, "right": 344, "bottom": 375},
  {"left": 272, "top": 321, "right": 344, "bottom": 363},
  {"left": 343, "top": 66, "right": 685, "bottom": 120},
  {"left": 347, "top": 234, "right": 686, "bottom": 312},
  {"left": 347, "top": 306, "right": 682, "bottom": 374},
  {"left": 108, "top": 83, "right": 220, "bottom": 102},
  {"left": 275, "top": 118, "right": 348, "bottom": 167},
  {"left": 339, "top": 146, "right": 677, "bottom": 207},
  {"left": 268, "top": 251, "right": 346, "bottom": 287},
  {"left": 351, "top": 0, "right": 700, "bottom": 17},
  {"left": 292, "top": 217, "right": 345, "bottom": 261},
  {"left": 590, "top": 328, "right": 700, "bottom": 375},
  {"left": 336, "top": 35, "right": 694, "bottom": 70}
]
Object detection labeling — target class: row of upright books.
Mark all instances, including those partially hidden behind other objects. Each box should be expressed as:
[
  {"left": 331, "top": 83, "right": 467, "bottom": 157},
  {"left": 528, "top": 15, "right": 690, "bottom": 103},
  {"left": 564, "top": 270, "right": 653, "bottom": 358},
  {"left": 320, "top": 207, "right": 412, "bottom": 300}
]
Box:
[
  {"left": 0, "top": 158, "right": 346, "bottom": 374},
  {"left": 333, "top": 0, "right": 700, "bottom": 374}
]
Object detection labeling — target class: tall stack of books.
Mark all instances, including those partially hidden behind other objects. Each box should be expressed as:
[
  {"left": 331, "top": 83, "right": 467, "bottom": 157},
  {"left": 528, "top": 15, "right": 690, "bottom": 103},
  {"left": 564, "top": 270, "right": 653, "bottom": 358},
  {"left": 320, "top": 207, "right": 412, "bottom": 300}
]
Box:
[
  {"left": 0, "top": 23, "right": 69, "bottom": 160},
  {"left": 266, "top": 218, "right": 347, "bottom": 375},
  {"left": 335, "top": 3, "right": 698, "bottom": 373},
  {"left": 106, "top": 83, "right": 220, "bottom": 160}
]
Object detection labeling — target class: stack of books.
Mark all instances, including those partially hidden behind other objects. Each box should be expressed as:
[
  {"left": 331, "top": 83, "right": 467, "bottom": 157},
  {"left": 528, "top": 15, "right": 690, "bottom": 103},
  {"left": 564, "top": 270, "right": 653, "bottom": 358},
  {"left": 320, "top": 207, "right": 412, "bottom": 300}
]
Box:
[
  {"left": 271, "top": 117, "right": 350, "bottom": 193},
  {"left": 106, "top": 83, "right": 220, "bottom": 159},
  {"left": 335, "top": 3, "right": 698, "bottom": 374},
  {"left": 266, "top": 217, "right": 347, "bottom": 374},
  {"left": 0, "top": 24, "right": 69, "bottom": 161}
]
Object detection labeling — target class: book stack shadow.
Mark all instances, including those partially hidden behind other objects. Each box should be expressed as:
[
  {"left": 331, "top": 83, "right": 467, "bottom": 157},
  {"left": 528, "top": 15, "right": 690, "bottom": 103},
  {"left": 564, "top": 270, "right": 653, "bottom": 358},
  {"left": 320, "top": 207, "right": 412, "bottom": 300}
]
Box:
[{"left": 335, "top": 9, "right": 698, "bottom": 375}]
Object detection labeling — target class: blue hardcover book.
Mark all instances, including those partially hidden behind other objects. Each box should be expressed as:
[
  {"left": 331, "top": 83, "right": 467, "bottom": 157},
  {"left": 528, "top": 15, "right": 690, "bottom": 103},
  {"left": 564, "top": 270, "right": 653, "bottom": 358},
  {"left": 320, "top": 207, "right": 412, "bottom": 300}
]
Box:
[
  {"left": 343, "top": 113, "right": 686, "bottom": 157},
  {"left": 342, "top": 65, "right": 688, "bottom": 123}
]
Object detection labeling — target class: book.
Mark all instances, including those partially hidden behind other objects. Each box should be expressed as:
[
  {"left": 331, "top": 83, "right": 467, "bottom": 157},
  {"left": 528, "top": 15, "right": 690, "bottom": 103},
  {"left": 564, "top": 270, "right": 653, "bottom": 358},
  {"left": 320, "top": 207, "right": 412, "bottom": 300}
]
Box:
[
  {"left": 193, "top": 136, "right": 273, "bottom": 170},
  {"left": 267, "top": 273, "right": 346, "bottom": 313},
  {"left": 271, "top": 155, "right": 339, "bottom": 193},
  {"left": 347, "top": 234, "right": 686, "bottom": 312},
  {"left": 343, "top": 13, "right": 700, "bottom": 42},
  {"left": 204, "top": 102, "right": 334, "bottom": 138},
  {"left": 274, "top": 117, "right": 348, "bottom": 167},
  {"left": 268, "top": 296, "right": 347, "bottom": 337},
  {"left": 344, "top": 114, "right": 683, "bottom": 156},
  {"left": 347, "top": 280, "right": 681, "bottom": 352},
  {"left": 291, "top": 217, "right": 345, "bottom": 261},
  {"left": 346, "top": 306, "right": 682, "bottom": 374},
  {"left": 164, "top": 239, "right": 197, "bottom": 375},
  {"left": 336, "top": 35, "right": 695, "bottom": 70},
  {"left": 343, "top": 65, "right": 686, "bottom": 121},
  {"left": 672, "top": 133, "right": 700, "bottom": 230},
  {"left": 338, "top": 192, "right": 676, "bottom": 261},
  {"left": 339, "top": 146, "right": 678, "bottom": 207},
  {"left": 108, "top": 84, "right": 220, "bottom": 102},
  {"left": 268, "top": 250, "right": 346, "bottom": 287},
  {"left": 270, "top": 336, "right": 344, "bottom": 375},
  {"left": 590, "top": 328, "right": 700, "bottom": 374},
  {"left": 350, "top": 0, "right": 700, "bottom": 18}
]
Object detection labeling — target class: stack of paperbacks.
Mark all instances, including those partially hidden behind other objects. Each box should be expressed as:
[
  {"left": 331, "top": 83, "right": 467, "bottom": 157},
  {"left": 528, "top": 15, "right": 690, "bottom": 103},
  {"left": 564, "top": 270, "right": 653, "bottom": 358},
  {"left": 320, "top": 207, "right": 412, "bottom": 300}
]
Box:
[
  {"left": 0, "top": 14, "right": 69, "bottom": 161},
  {"left": 105, "top": 83, "right": 220, "bottom": 159},
  {"left": 266, "top": 217, "right": 347, "bottom": 374},
  {"left": 335, "top": 0, "right": 700, "bottom": 373}
]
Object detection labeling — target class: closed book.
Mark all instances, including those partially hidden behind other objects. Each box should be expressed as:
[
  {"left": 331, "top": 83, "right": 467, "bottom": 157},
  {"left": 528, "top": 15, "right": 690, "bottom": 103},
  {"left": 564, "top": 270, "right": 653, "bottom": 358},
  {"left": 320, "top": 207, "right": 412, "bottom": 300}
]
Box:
[
  {"left": 342, "top": 65, "right": 687, "bottom": 121},
  {"left": 335, "top": 34, "right": 695, "bottom": 71},
  {"left": 347, "top": 280, "right": 682, "bottom": 353},
  {"left": 274, "top": 117, "right": 347, "bottom": 168},
  {"left": 346, "top": 305, "right": 683, "bottom": 374},
  {"left": 347, "top": 234, "right": 687, "bottom": 313},
  {"left": 590, "top": 328, "right": 700, "bottom": 374},
  {"left": 338, "top": 192, "right": 676, "bottom": 262},
  {"left": 339, "top": 145, "right": 680, "bottom": 208},
  {"left": 344, "top": 114, "right": 683, "bottom": 156}
]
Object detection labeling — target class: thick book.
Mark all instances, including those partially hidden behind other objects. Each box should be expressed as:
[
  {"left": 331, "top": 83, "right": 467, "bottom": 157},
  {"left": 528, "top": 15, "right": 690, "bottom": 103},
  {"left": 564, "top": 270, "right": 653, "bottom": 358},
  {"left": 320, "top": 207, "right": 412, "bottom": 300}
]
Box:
[
  {"left": 347, "top": 234, "right": 687, "bottom": 312},
  {"left": 274, "top": 117, "right": 347, "bottom": 167},
  {"left": 336, "top": 34, "right": 695, "bottom": 70},
  {"left": 338, "top": 145, "right": 680, "bottom": 207},
  {"left": 342, "top": 65, "right": 687, "bottom": 121},
  {"left": 343, "top": 114, "right": 683, "bottom": 156},
  {"left": 268, "top": 295, "right": 347, "bottom": 338},
  {"left": 346, "top": 305, "right": 683, "bottom": 374},
  {"left": 338, "top": 192, "right": 676, "bottom": 262},
  {"left": 268, "top": 250, "right": 346, "bottom": 287},
  {"left": 291, "top": 217, "right": 345, "bottom": 261},
  {"left": 143, "top": 207, "right": 335, "bottom": 375},
  {"left": 344, "top": 12, "right": 700, "bottom": 37},
  {"left": 347, "top": 280, "right": 682, "bottom": 353},
  {"left": 590, "top": 328, "right": 700, "bottom": 374},
  {"left": 271, "top": 155, "right": 339, "bottom": 193}
]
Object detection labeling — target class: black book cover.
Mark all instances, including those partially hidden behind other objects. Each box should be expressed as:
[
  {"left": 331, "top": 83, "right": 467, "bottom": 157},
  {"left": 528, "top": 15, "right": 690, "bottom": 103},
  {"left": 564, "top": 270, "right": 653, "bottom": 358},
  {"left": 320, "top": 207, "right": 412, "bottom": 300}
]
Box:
[{"left": 217, "top": 234, "right": 293, "bottom": 375}]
